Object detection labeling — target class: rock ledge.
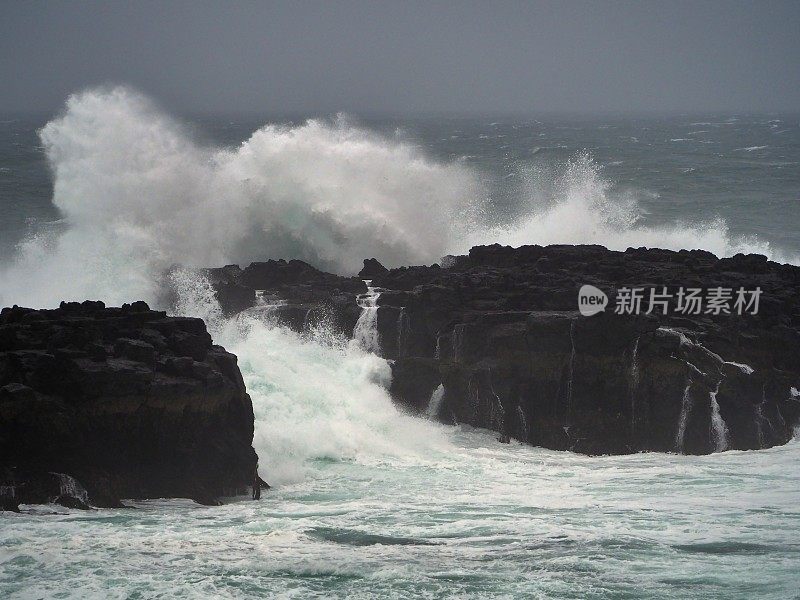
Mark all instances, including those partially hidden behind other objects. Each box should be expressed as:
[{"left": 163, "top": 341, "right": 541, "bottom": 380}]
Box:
[{"left": 0, "top": 300, "right": 257, "bottom": 508}]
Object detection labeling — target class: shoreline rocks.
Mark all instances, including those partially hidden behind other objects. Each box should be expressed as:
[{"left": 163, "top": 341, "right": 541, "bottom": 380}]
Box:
[
  {"left": 200, "top": 259, "right": 365, "bottom": 335},
  {"left": 198, "top": 244, "right": 800, "bottom": 455},
  {"left": 372, "top": 244, "right": 800, "bottom": 454},
  {"left": 0, "top": 300, "right": 258, "bottom": 508}
]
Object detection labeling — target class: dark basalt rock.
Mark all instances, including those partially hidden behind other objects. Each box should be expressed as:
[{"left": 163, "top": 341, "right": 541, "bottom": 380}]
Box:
[
  {"left": 186, "top": 243, "right": 800, "bottom": 456},
  {"left": 54, "top": 494, "right": 92, "bottom": 510},
  {"left": 0, "top": 300, "right": 258, "bottom": 508},
  {"left": 359, "top": 258, "right": 389, "bottom": 279},
  {"left": 368, "top": 244, "right": 800, "bottom": 454},
  {"left": 196, "top": 259, "right": 365, "bottom": 335}
]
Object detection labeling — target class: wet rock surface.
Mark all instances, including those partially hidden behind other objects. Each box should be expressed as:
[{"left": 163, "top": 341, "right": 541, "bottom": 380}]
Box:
[
  {"left": 371, "top": 244, "right": 800, "bottom": 454},
  {"left": 202, "top": 244, "right": 800, "bottom": 455},
  {"left": 201, "top": 259, "right": 365, "bottom": 335},
  {"left": 0, "top": 300, "right": 257, "bottom": 508}
]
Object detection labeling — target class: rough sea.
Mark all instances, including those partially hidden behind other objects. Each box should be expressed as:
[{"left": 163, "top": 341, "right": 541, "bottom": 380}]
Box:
[{"left": 1, "top": 88, "right": 799, "bottom": 598}]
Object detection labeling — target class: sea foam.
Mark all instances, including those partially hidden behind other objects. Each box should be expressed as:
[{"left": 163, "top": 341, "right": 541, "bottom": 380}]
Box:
[{"left": 0, "top": 86, "right": 794, "bottom": 309}]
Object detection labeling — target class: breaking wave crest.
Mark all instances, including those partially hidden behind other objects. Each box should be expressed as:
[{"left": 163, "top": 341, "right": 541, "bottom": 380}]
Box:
[
  {"left": 469, "top": 153, "right": 796, "bottom": 261},
  {"left": 173, "top": 269, "right": 451, "bottom": 486},
  {"left": 0, "top": 86, "right": 794, "bottom": 309},
  {"left": 0, "top": 87, "right": 481, "bottom": 307},
  {"left": 222, "top": 316, "right": 451, "bottom": 485}
]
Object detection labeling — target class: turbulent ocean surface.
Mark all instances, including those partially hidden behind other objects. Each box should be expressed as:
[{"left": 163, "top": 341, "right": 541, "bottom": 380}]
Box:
[{"left": 1, "top": 89, "right": 800, "bottom": 598}]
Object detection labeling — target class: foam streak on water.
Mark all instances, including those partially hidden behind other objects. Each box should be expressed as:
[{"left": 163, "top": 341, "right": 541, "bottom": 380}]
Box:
[{"left": 3, "top": 432, "right": 800, "bottom": 598}]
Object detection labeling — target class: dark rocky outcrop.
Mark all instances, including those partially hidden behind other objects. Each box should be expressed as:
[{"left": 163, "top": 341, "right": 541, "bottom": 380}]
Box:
[
  {"left": 0, "top": 300, "right": 258, "bottom": 508},
  {"left": 200, "top": 259, "right": 365, "bottom": 335},
  {"left": 369, "top": 244, "right": 800, "bottom": 454},
  {"left": 359, "top": 258, "right": 389, "bottom": 279},
  {"left": 199, "top": 244, "right": 800, "bottom": 455}
]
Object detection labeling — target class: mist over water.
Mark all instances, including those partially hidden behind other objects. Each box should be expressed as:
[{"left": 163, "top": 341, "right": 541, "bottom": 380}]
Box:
[{"left": 1, "top": 87, "right": 796, "bottom": 309}]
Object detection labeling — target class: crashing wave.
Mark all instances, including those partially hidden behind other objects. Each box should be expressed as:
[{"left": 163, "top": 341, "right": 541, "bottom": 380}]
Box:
[{"left": 0, "top": 86, "right": 794, "bottom": 309}]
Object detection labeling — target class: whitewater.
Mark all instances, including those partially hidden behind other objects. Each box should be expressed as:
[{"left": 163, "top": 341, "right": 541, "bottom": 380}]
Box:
[
  {"left": 0, "top": 88, "right": 797, "bottom": 308},
  {"left": 2, "top": 88, "right": 800, "bottom": 598},
  {"left": 4, "top": 295, "right": 800, "bottom": 598}
]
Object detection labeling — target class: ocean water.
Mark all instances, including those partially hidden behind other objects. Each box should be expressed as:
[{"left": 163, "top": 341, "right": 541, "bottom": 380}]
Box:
[
  {"left": 3, "top": 312, "right": 800, "bottom": 599},
  {"left": 1, "top": 88, "right": 800, "bottom": 598},
  {"left": 1, "top": 90, "right": 799, "bottom": 287}
]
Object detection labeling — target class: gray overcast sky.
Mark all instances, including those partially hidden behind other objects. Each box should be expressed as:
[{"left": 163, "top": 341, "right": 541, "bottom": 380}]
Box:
[{"left": 1, "top": 0, "right": 799, "bottom": 116}]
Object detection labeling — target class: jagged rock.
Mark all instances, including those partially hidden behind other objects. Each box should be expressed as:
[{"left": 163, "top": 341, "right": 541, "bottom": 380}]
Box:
[
  {"left": 216, "top": 282, "right": 257, "bottom": 316},
  {"left": 389, "top": 357, "right": 441, "bottom": 413},
  {"left": 196, "top": 259, "right": 365, "bottom": 335},
  {"left": 182, "top": 243, "right": 800, "bottom": 456},
  {"left": 54, "top": 494, "right": 92, "bottom": 510},
  {"left": 371, "top": 244, "right": 800, "bottom": 454},
  {"left": 0, "top": 473, "right": 21, "bottom": 511},
  {"left": 114, "top": 338, "right": 156, "bottom": 366},
  {"left": 0, "top": 300, "right": 258, "bottom": 507},
  {"left": 358, "top": 258, "right": 389, "bottom": 279}
]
